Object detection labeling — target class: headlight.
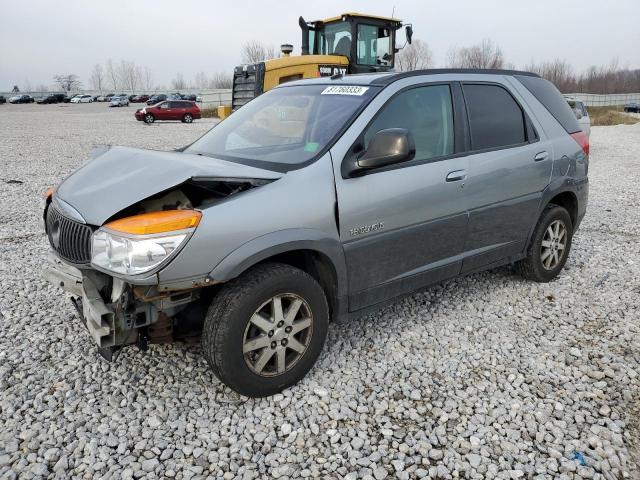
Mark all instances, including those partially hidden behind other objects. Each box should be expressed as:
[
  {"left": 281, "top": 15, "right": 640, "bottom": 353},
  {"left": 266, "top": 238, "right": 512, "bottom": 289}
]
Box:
[{"left": 91, "top": 210, "right": 202, "bottom": 276}]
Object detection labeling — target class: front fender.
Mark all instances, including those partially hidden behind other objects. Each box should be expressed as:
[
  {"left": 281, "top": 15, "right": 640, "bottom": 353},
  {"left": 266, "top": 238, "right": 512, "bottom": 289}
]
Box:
[{"left": 209, "top": 228, "right": 348, "bottom": 300}]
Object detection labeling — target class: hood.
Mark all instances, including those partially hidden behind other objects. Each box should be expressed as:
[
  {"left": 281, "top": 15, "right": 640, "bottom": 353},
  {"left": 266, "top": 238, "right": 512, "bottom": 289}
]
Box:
[{"left": 55, "top": 146, "right": 282, "bottom": 225}]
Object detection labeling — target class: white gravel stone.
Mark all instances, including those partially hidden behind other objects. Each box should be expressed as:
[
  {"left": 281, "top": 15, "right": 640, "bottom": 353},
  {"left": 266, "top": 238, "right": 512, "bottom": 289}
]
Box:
[{"left": 0, "top": 104, "right": 639, "bottom": 479}]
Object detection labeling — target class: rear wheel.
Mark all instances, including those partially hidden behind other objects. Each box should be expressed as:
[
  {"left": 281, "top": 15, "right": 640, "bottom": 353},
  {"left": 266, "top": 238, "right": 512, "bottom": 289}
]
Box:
[
  {"left": 516, "top": 205, "right": 573, "bottom": 282},
  {"left": 144, "top": 113, "right": 155, "bottom": 124},
  {"left": 182, "top": 113, "right": 193, "bottom": 123},
  {"left": 202, "top": 263, "right": 329, "bottom": 397}
]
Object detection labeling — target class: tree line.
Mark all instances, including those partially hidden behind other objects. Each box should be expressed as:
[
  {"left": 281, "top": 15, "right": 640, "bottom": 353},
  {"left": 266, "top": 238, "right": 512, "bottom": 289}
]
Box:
[
  {"left": 15, "top": 39, "right": 640, "bottom": 94},
  {"left": 396, "top": 38, "right": 640, "bottom": 94}
]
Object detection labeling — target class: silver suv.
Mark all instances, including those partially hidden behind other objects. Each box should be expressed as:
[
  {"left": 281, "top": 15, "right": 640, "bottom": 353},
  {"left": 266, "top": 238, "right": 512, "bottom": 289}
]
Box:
[{"left": 43, "top": 69, "right": 589, "bottom": 397}]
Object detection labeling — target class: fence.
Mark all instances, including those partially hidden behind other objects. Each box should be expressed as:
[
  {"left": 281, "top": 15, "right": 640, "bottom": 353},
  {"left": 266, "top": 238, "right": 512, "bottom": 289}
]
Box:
[
  {"left": 0, "top": 88, "right": 232, "bottom": 108},
  {"left": 564, "top": 93, "right": 640, "bottom": 107}
]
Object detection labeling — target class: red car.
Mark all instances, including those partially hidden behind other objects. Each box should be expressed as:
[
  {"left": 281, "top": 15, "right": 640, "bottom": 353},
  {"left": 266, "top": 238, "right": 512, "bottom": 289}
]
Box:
[{"left": 134, "top": 100, "right": 201, "bottom": 124}]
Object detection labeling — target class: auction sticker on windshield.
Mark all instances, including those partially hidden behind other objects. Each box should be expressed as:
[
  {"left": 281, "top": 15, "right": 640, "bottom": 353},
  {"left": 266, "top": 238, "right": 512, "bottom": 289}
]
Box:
[{"left": 321, "top": 86, "right": 369, "bottom": 96}]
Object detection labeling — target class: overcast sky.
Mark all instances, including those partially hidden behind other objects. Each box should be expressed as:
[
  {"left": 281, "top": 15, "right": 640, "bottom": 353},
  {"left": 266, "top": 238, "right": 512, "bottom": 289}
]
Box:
[{"left": 1, "top": 0, "right": 638, "bottom": 91}]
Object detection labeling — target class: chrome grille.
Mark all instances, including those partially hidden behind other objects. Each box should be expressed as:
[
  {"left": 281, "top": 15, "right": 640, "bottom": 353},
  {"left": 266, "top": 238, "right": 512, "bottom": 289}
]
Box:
[{"left": 45, "top": 204, "right": 93, "bottom": 264}]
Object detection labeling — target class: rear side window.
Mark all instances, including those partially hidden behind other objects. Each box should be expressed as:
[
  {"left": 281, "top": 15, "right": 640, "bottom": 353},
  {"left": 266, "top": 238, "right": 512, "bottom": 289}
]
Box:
[
  {"left": 364, "top": 85, "right": 454, "bottom": 162},
  {"left": 463, "top": 84, "right": 526, "bottom": 150},
  {"left": 515, "top": 75, "right": 581, "bottom": 133}
]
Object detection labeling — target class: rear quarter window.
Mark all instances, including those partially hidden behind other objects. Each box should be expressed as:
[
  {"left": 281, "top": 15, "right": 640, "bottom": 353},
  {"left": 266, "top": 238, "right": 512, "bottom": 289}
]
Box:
[
  {"left": 515, "top": 75, "right": 581, "bottom": 133},
  {"left": 463, "top": 83, "right": 526, "bottom": 150}
]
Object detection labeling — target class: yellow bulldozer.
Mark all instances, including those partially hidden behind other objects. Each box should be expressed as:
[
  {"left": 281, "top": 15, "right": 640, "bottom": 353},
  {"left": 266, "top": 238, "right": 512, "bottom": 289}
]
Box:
[{"left": 218, "top": 12, "right": 413, "bottom": 118}]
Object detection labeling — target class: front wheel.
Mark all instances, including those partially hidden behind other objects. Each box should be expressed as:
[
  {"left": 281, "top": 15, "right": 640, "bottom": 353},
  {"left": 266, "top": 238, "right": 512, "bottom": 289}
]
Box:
[
  {"left": 202, "top": 263, "right": 329, "bottom": 397},
  {"left": 516, "top": 205, "right": 573, "bottom": 282},
  {"left": 182, "top": 113, "right": 193, "bottom": 123},
  {"left": 144, "top": 113, "right": 155, "bottom": 124}
]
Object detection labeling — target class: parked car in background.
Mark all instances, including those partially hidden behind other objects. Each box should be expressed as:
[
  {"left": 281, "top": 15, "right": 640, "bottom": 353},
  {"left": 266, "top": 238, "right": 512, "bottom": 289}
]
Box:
[
  {"left": 71, "top": 94, "right": 94, "bottom": 103},
  {"left": 110, "top": 96, "right": 129, "bottom": 107},
  {"left": 565, "top": 98, "right": 590, "bottom": 137},
  {"left": 52, "top": 93, "right": 67, "bottom": 103},
  {"left": 131, "top": 94, "right": 149, "bottom": 103},
  {"left": 44, "top": 70, "right": 589, "bottom": 397},
  {"left": 146, "top": 94, "right": 167, "bottom": 105},
  {"left": 168, "top": 93, "right": 182, "bottom": 100},
  {"left": 623, "top": 102, "right": 640, "bottom": 113},
  {"left": 181, "top": 94, "right": 198, "bottom": 102},
  {"left": 36, "top": 94, "right": 59, "bottom": 104},
  {"left": 135, "top": 100, "right": 200, "bottom": 123},
  {"left": 0, "top": 96, "right": 6, "bottom": 104},
  {"left": 9, "top": 94, "right": 34, "bottom": 104},
  {"left": 104, "top": 94, "right": 115, "bottom": 102}
]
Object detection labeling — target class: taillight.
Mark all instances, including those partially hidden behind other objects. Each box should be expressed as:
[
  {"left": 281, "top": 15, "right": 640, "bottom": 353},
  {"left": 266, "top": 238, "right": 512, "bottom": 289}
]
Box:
[{"left": 571, "top": 131, "right": 589, "bottom": 156}]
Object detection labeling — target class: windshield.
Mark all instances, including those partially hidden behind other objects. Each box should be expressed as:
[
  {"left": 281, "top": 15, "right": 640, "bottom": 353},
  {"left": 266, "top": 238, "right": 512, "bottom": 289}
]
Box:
[{"left": 186, "top": 84, "right": 378, "bottom": 170}]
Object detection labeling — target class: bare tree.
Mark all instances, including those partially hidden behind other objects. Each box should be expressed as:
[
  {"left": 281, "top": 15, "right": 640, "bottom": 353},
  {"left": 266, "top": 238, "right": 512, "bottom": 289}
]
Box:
[
  {"left": 105, "top": 59, "right": 119, "bottom": 91},
  {"left": 141, "top": 67, "right": 154, "bottom": 91},
  {"left": 118, "top": 60, "right": 140, "bottom": 91},
  {"left": 447, "top": 39, "right": 504, "bottom": 69},
  {"left": 241, "top": 40, "right": 277, "bottom": 63},
  {"left": 396, "top": 39, "right": 433, "bottom": 71},
  {"left": 89, "top": 64, "right": 105, "bottom": 92},
  {"left": 53, "top": 74, "right": 82, "bottom": 92},
  {"left": 209, "top": 72, "right": 233, "bottom": 89},
  {"left": 193, "top": 71, "right": 209, "bottom": 89},
  {"left": 171, "top": 73, "right": 187, "bottom": 90}
]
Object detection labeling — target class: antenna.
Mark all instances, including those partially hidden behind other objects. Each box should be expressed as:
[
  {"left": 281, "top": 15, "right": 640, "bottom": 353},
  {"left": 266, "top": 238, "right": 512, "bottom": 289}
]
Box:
[{"left": 391, "top": 5, "right": 395, "bottom": 17}]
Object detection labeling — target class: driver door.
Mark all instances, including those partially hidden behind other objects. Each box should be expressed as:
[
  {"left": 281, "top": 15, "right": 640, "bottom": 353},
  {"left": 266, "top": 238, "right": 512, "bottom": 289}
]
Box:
[{"left": 332, "top": 83, "right": 469, "bottom": 311}]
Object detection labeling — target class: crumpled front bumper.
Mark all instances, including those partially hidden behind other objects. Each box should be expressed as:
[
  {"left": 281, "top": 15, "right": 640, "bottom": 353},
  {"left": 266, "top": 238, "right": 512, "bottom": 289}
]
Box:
[{"left": 42, "top": 251, "right": 139, "bottom": 349}]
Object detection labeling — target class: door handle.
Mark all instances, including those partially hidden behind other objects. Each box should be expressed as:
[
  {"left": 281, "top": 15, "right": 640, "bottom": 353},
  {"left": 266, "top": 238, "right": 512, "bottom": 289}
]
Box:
[
  {"left": 534, "top": 151, "right": 549, "bottom": 162},
  {"left": 446, "top": 170, "right": 467, "bottom": 182}
]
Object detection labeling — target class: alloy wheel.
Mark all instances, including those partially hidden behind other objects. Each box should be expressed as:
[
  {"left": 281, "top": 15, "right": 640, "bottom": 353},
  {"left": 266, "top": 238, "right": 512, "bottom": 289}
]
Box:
[
  {"left": 540, "top": 219, "right": 567, "bottom": 270},
  {"left": 242, "top": 293, "right": 313, "bottom": 377}
]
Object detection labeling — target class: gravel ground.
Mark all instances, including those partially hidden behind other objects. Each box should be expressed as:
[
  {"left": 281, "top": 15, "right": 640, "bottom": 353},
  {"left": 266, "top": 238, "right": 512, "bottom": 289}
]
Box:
[{"left": 0, "top": 103, "right": 639, "bottom": 480}]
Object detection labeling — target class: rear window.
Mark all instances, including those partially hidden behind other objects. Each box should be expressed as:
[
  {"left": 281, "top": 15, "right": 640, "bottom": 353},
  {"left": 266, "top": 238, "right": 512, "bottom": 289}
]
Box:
[
  {"left": 516, "top": 75, "right": 581, "bottom": 133},
  {"left": 463, "top": 84, "right": 526, "bottom": 150}
]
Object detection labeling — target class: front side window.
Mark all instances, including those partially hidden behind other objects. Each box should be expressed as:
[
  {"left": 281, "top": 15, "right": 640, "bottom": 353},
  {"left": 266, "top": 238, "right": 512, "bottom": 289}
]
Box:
[
  {"left": 364, "top": 85, "right": 454, "bottom": 162},
  {"left": 317, "top": 22, "right": 352, "bottom": 57},
  {"left": 160, "top": 102, "right": 170, "bottom": 109},
  {"left": 357, "top": 25, "right": 392, "bottom": 66},
  {"left": 463, "top": 84, "right": 526, "bottom": 150},
  {"left": 186, "top": 84, "right": 378, "bottom": 169}
]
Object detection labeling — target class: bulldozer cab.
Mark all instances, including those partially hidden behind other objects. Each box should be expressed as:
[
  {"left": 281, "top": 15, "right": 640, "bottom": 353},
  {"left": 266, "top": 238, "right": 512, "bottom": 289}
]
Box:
[
  {"left": 301, "top": 12, "right": 409, "bottom": 74},
  {"left": 226, "top": 12, "right": 411, "bottom": 116}
]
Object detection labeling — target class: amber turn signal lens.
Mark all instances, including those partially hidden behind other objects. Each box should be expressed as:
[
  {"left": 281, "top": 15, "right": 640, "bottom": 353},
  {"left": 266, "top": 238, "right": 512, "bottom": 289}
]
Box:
[
  {"left": 104, "top": 210, "right": 202, "bottom": 235},
  {"left": 43, "top": 187, "right": 54, "bottom": 198}
]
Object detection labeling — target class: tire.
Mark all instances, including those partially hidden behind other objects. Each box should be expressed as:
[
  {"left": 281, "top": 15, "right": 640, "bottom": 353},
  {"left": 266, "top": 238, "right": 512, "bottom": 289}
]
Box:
[
  {"left": 202, "top": 263, "right": 329, "bottom": 397},
  {"left": 516, "top": 205, "right": 573, "bottom": 282},
  {"left": 182, "top": 113, "right": 193, "bottom": 123},
  {"left": 144, "top": 113, "right": 155, "bottom": 124}
]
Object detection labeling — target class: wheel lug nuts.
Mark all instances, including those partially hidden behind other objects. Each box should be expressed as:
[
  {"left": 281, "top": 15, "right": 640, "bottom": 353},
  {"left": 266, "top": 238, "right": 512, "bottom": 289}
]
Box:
[
  {"left": 268, "top": 330, "right": 274, "bottom": 337},
  {"left": 281, "top": 339, "right": 288, "bottom": 346},
  {"left": 285, "top": 326, "right": 292, "bottom": 333},
  {"left": 277, "top": 321, "right": 284, "bottom": 327},
  {"left": 271, "top": 341, "right": 277, "bottom": 349}
]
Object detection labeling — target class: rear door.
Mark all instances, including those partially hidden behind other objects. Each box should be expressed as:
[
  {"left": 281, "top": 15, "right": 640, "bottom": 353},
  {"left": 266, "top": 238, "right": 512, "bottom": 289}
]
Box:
[
  {"left": 170, "top": 101, "right": 185, "bottom": 120},
  {"left": 331, "top": 82, "right": 470, "bottom": 311},
  {"left": 459, "top": 81, "right": 553, "bottom": 272}
]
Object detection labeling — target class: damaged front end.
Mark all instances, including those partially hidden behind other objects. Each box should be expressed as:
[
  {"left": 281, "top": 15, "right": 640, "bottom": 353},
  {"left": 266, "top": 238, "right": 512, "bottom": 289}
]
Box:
[{"left": 42, "top": 147, "right": 280, "bottom": 359}]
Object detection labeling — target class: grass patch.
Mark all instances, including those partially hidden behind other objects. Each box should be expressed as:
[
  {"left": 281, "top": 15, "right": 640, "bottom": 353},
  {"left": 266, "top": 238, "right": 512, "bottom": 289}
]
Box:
[
  {"left": 588, "top": 106, "right": 639, "bottom": 126},
  {"left": 200, "top": 107, "right": 219, "bottom": 119}
]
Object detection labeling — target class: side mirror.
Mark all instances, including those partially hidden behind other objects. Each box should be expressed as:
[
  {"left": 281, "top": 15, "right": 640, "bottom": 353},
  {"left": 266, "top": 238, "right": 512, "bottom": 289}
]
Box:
[
  {"left": 405, "top": 25, "right": 413, "bottom": 45},
  {"left": 355, "top": 128, "right": 415, "bottom": 172}
]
